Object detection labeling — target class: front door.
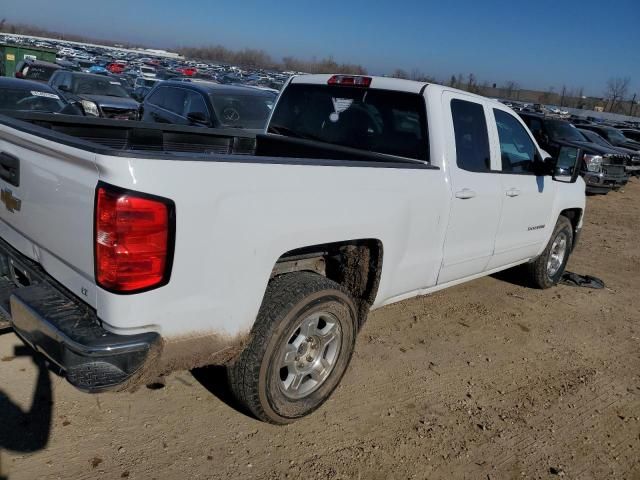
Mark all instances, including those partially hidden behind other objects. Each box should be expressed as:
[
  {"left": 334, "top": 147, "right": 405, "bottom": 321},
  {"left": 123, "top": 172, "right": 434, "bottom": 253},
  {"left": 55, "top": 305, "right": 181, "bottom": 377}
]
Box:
[
  {"left": 438, "top": 92, "right": 503, "bottom": 284},
  {"left": 486, "top": 107, "right": 557, "bottom": 268}
]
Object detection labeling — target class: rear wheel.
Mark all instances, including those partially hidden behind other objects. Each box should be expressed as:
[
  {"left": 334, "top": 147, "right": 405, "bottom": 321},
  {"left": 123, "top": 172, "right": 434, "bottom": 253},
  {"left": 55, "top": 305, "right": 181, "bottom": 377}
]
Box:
[
  {"left": 526, "top": 216, "right": 573, "bottom": 289},
  {"left": 228, "top": 272, "right": 358, "bottom": 424}
]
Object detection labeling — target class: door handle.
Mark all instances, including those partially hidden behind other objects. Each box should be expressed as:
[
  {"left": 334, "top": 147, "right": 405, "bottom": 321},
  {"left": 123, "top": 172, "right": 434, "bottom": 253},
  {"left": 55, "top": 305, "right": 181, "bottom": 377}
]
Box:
[
  {"left": 506, "top": 188, "right": 522, "bottom": 197},
  {"left": 455, "top": 188, "right": 476, "bottom": 199}
]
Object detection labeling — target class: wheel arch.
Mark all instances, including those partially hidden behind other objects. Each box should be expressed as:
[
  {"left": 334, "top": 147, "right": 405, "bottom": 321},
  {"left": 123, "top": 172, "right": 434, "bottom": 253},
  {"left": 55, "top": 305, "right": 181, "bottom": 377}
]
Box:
[
  {"left": 270, "top": 239, "right": 384, "bottom": 329},
  {"left": 559, "top": 208, "right": 583, "bottom": 251}
]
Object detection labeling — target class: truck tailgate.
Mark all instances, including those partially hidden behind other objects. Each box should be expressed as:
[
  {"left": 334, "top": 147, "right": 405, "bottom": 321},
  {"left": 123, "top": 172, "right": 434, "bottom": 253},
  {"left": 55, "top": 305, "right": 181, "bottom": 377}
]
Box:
[{"left": 0, "top": 121, "right": 99, "bottom": 307}]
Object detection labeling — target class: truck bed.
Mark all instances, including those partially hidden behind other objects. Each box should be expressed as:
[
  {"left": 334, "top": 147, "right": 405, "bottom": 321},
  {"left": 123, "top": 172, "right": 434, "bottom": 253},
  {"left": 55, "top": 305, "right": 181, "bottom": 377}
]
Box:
[{"left": 0, "top": 112, "right": 432, "bottom": 169}]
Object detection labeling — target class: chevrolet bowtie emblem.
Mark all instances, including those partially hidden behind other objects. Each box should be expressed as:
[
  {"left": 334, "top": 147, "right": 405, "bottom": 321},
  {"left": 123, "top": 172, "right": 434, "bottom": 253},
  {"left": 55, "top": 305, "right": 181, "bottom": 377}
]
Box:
[{"left": 1, "top": 189, "right": 21, "bottom": 213}]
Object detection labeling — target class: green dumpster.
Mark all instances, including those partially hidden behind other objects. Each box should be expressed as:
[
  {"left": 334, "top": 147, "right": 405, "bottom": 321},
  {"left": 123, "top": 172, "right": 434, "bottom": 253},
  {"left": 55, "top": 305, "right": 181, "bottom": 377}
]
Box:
[{"left": 0, "top": 43, "right": 57, "bottom": 77}]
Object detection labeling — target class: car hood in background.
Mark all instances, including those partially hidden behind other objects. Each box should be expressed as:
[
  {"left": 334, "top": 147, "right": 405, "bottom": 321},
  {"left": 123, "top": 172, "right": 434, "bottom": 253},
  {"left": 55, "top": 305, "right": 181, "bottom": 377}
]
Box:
[{"left": 559, "top": 139, "right": 619, "bottom": 156}]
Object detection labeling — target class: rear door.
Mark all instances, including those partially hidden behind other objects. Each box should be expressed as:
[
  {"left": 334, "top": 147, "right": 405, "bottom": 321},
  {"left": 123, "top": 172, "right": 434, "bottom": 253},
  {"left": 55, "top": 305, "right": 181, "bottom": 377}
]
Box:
[
  {"left": 438, "top": 92, "right": 503, "bottom": 284},
  {"left": 0, "top": 121, "right": 99, "bottom": 307},
  {"left": 486, "top": 106, "right": 556, "bottom": 268}
]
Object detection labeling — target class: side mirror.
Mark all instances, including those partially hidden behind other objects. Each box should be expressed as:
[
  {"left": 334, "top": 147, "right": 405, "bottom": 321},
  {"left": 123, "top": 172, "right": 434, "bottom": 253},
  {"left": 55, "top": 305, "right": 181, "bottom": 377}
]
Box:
[
  {"left": 57, "top": 85, "right": 70, "bottom": 92},
  {"left": 187, "top": 111, "right": 208, "bottom": 124},
  {"left": 532, "top": 153, "right": 555, "bottom": 176},
  {"left": 551, "top": 146, "right": 582, "bottom": 184}
]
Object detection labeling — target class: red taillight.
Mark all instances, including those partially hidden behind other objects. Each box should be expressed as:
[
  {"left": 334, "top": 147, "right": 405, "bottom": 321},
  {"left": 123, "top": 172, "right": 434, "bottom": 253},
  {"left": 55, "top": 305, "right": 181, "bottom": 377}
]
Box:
[
  {"left": 95, "top": 185, "right": 174, "bottom": 293},
  {"left": 15, "top": 71, "right": 24, "bottom": 78},
  {"left": 327, "top": 75, "right": 372, "bottom": 87}
]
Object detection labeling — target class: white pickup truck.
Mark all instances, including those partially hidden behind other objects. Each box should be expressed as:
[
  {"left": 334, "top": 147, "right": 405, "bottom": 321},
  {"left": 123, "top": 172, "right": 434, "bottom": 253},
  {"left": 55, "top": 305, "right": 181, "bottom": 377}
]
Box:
[{"left": 0, "top": 74, "right": 585, "bottom": 423}]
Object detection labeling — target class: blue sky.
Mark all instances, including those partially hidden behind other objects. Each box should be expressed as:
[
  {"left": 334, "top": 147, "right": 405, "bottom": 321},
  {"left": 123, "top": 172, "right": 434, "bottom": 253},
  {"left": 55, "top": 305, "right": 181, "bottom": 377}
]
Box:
[{"left": 4, "top": 0, "right": 639, "bottom": 96}]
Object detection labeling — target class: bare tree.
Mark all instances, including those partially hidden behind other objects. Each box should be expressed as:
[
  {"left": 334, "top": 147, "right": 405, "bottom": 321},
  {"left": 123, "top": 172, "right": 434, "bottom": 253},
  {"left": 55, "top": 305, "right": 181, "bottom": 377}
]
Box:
[
  {"left": 408, "top": 69, "right": 435, "bottom": 82},
  {"left": 502, "top": 80, "right": 520, "bottom": 99},
  {"left": 574, "top": 87, "right": 585, "bottom": 109},
  {"left": 448, "top": 75, "right": 457, "bottom": 88},
  {"left": 467, "top": 73, "right": 477, "bottom": 93},
  {"left": 604, "top": 77, "right": 631, "bottom": 113},
  {"left": 391, "top": 68, "right": 409, "bottom": 79}
]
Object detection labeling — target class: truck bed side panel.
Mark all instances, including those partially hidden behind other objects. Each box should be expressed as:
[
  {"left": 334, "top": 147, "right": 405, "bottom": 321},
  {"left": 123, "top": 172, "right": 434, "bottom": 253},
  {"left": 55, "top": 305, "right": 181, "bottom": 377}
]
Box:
[{"left": 94, "top": 155, "right": 448, "bottom": 337}]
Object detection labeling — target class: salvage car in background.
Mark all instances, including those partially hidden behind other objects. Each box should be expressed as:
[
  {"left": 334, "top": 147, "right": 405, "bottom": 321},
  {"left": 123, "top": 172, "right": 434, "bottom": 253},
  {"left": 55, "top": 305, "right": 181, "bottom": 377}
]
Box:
[
  {"left": 140, "top": 80, "right": 276, "bottom": 130},
  {"left": 0, "top": 77, "right": 81, "bottom": 115},
  {"left": 619, "top": 128, "right": 640, "bottom": 143},
  {"left": 14, "top": 59, "right": 61, "bottom": 83},
  {"left": 49, "top": 70, "right": 139, "bottom": 120},
  {"left": 131, "top": 76, "right": 161, "bottom": 101},
  {"left": 578, "top": 128, "right": 640, "bottom": 178},
  {"left": 519, "top": 112, "right": 628, "bottom": 193},
  {"left": 581, "top": 124, "right": 640, "bottom": 152}
]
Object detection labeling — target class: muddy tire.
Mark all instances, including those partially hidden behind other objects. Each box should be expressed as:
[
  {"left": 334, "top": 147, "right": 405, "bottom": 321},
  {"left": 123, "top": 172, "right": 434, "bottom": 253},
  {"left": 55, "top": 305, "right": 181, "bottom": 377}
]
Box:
[
  {"left": 526, "top": 216, "right": 573, "bottom": 289},
  {"left": 228, "top": 272, "right": 358, "bottom": 424}
]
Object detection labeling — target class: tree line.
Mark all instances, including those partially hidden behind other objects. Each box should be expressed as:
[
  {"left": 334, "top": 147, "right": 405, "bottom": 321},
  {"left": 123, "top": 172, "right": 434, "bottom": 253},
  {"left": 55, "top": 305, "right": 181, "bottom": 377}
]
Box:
[
  {"left": 177, "top": 45, "right": 367, "bottom": 74},
  {"left": 390, "top": 67, "right": 636, "bottom": 116}
]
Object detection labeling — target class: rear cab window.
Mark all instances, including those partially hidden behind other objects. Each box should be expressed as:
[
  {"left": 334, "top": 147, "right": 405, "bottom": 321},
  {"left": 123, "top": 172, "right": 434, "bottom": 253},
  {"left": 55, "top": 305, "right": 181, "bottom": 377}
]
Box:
[
  {"left": 268, "top": 84, "right": 428, "bottom": 161},
  {"left": 450, "top": 99, "right": 491, "bottom": 172}
]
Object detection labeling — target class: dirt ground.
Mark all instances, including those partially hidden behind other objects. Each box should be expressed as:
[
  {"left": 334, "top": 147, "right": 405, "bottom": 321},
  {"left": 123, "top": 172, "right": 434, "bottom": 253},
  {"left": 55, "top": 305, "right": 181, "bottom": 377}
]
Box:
[{"left": 1, "top": 180, "right": 639, "bottom": 480}]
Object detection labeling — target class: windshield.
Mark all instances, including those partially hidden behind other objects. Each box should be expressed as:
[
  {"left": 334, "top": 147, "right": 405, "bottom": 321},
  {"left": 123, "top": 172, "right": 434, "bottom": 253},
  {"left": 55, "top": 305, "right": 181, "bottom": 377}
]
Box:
[
  {"left": 604, "top": 127, "right": 628, "bottom": 143},
  {"left": 546, "top": 120, "right": 585, "bottom": 142},
  {"left": 580, "top": 129, "right": 611, "bottom": 148},
  {"left": 209, "top": 92, "right": 275, "bottom": 129},
  {"left": 0, "top": 88, "right": 66, "bottom": 113},
  {"left": 72, "top": 76, "right": 130, "bottom": 97},
  {"left": 268, "top": 84, "right": 428, "bottom": 160}
]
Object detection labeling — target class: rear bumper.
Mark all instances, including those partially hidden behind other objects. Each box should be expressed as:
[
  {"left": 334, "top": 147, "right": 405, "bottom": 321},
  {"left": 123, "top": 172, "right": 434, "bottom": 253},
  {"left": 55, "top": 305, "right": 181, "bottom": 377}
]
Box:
[{"left": 0, "top": 238, "right": 160, "bottom": 392}]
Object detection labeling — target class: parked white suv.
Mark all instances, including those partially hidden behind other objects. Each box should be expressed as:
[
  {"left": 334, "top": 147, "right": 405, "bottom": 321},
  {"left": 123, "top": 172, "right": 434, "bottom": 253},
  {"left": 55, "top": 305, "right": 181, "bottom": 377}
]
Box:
[{"left": 0, "top": 74, "right": 585, "bottom": 423}]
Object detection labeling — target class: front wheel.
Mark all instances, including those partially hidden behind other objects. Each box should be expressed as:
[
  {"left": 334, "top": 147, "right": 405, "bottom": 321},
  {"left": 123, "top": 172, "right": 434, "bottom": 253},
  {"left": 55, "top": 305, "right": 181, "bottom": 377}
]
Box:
[
  {"left": 526, "top": 216, "right": 574, "bottom": 289},
  {"left": 228, "top": 272, "right": 358, "bottom": 424}
]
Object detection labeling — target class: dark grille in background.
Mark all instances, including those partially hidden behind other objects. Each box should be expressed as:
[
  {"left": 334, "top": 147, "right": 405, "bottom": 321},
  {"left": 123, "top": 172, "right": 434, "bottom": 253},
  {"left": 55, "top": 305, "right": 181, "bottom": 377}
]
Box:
[
  {"left": 602, "top": 164, "right": 625, "bottom": 176},
  {"left": 604, "top": 155, "right": 627, "bottom": 166},
  {"left": 101, "top": 108, "right": 139, "bottom": 121}
]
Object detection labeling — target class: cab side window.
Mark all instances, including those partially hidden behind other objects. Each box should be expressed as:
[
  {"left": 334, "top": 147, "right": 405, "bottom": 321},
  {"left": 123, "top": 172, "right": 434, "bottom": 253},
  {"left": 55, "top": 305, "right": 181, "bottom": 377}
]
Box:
[
  {"left": 50, "top": 71, "right": 63, "bottom": 88},
  {"left": 183, "top": 91, "right": 209, "bottom": 121},
  {"left": 146, "top": 87, "right": 164, "bottom": 107},
  {"left": 160, "top": 87, "right": 188, "bottom": 114},
  {"left": 451, "top": 99, "right": 491, "bottom": 172},
  {"left": 494, "top": 109, "right": 537, "bottom": 174}
]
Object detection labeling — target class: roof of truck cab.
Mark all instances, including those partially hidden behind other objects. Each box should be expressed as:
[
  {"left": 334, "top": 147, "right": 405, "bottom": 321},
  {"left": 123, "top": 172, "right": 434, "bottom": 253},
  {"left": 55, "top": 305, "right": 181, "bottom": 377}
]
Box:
[
  {"left": 289, "top": 74, "right": 428, "bottom": 94},
  {"left": 288, "top": 75, "right": 505, "bottom": 108}
]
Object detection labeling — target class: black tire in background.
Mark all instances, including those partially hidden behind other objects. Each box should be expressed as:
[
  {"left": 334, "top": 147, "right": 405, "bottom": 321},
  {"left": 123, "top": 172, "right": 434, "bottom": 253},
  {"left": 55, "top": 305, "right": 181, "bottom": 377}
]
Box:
[
  {"left": 228, "top": 271, "right": 358, "bottom": 424},
  {"left": 526, "top": 216, "right": 574, "bottom": 289}
]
